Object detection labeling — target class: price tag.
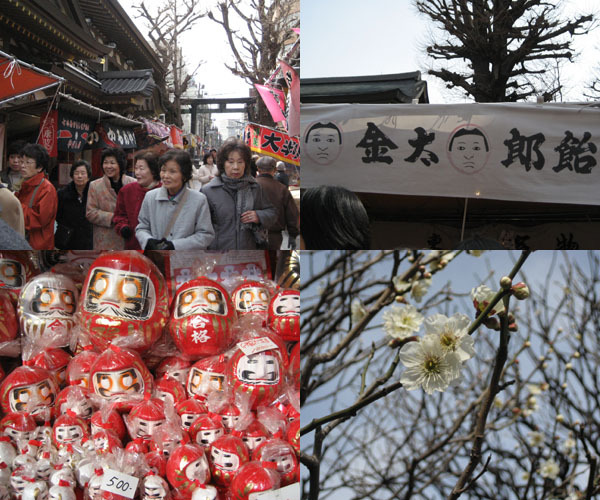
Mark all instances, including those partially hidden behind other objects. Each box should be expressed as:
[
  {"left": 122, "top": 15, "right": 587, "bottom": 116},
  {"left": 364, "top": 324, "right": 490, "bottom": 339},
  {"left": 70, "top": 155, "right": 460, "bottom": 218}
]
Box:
[
  {"left": 100, "top": 469, "right": 139, "bottom": 499},
  {"left": 237, "top": 337, "right": 279, "bottom": 355},
  {"left": 249, "top": 483, "right": 300, "bottom": 500}
]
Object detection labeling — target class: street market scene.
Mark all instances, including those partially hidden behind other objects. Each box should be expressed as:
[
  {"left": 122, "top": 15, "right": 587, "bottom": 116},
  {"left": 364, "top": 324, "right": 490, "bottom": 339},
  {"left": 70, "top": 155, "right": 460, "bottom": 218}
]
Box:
[{"left": 0, "top": 0, "right": 301, "bottom": 499}]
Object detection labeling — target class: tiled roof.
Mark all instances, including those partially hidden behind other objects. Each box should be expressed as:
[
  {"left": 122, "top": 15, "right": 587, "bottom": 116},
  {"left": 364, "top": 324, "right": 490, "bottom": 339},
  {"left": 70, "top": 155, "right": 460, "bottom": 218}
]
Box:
[{"left": 97, "top": 69, "right": 156, "bottom": 97}]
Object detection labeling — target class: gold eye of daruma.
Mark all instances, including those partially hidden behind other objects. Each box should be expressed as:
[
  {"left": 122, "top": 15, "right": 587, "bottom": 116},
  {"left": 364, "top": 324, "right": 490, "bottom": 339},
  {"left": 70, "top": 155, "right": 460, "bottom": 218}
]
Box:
[
  {"left": 62, "top": 291, "right": 74, "bottom": 305},
  {"left": 182, "top": 290, "right": 195, "bottom": 304},
  {"left": 93, "top": 276, "right": 108, "bottom": 293},
  {"left": 121, "top": 278, "right": 142, "bottom": 299},
  {"left": 204, "top": 289, "right": 218, "bottom": 304}
]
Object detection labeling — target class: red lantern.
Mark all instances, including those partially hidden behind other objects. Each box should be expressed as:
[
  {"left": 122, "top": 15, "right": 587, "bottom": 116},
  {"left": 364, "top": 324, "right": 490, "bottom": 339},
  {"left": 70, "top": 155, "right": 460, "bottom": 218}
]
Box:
[
  {"left": 209, "top": 435, "right": 249, "bottom": 488},
  {"left": 0, "top": 366, "right": 57, "bottom": 420},
  {"left": 166, "top": 443, "right": 211, "bottom": 495},
  {"left": 78, "top": 251, "right": 169, "bottom": 352},
  {"left": 228, "top": 462, "right": 280, "bottom": 500},
  {"left": 168, "top": 277, "right": 236, "bottom": 358},
  {"left": 267, "top": 290, "right": 300, "bottom": 342}
]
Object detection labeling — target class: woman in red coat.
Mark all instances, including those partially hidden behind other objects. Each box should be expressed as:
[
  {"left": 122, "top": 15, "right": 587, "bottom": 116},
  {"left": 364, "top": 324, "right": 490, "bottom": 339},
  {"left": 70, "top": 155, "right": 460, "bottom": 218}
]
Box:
[{"left": 113, "top": 151, "right": 161, "bottom": 249}]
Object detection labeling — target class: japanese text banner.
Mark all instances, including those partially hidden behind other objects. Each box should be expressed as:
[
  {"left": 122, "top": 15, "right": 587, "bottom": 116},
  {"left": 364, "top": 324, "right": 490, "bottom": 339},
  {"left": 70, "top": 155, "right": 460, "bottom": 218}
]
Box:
[
  {"left": 301, "top": 103, "right": 600, "bottom": 205},
  {"left": 245, "top": 123, "right": 300, "bottom": 166}
]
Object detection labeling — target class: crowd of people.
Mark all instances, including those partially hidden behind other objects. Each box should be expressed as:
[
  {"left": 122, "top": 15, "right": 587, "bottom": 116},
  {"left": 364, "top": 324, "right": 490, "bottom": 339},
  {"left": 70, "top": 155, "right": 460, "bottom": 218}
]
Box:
[{"left": 0, "top": 138, "right": 299, "bottom": 251}]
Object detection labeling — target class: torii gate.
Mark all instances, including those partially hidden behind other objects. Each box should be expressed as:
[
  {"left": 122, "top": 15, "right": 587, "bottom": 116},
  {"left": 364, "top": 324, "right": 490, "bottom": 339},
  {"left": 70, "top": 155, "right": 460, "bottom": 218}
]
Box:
[{"left": 180, "top": 97, "right": 257, "bottom": 135}]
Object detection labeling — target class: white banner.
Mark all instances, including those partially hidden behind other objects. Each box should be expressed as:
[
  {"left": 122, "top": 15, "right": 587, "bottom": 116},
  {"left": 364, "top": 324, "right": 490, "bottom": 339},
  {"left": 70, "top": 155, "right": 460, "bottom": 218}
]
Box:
[{"left": 301, "top": 103, "right": 600, "bottom": 205}]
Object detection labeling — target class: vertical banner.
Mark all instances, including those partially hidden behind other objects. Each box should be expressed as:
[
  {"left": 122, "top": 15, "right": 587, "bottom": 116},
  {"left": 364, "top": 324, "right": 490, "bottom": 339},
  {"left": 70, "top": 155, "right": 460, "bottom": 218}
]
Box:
[
  {"left": 279, "top": 60, "right": 300, "bottom": 137},
  {"left": 38, "top": 110, "right": 58, "bottom": 158},
  {"left": 170, "top": 126, "right": 184, "bottom": 149},
  {"left": 254, "top": 83, "right": 287, "bottom": 124}
]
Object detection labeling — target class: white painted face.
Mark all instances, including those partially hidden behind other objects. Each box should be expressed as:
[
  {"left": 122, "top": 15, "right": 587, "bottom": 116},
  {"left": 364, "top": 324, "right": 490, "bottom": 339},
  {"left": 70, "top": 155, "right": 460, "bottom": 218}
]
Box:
[
  {"left": 191, "top": 485, "right": 218, "bottom": 500},
  {"left": 210, "top": 446, "right": 240, "bottom": 472},
  {"left": 180, "top": 412, "right": 200, "bottom": 430},
  {"left": 187, "top": 368, "right": 224, "bottom": 399},
  {"left": 242, "top": 435, "right": 266, "bottom": 452},
  {"left": 49, "top": 469, "right": 75, "bottom": 488},
  {"left": 26, "top": 285, "right": 76, "bottom": 317},
  {"left": 133, "top": 418, "right": 165, "bottom": 439},
  {"left": 59, "top": 399, "right": 93, "bottom": 419},
  {"left": 8, "top": 379, "right": 55, "bottom": 415},
  {"left": 185, "top": 455, "right": 209, "bottom": 483},
  {"left": 92, "top": 368, "right": 144, "bottom": 400},
  {"left": 0, "top": 259, "right": 26, "bottom": 288},
  {"left": 273, "top": 293, "right": 300, "bottom": 316},
  {"left": 10, "top": 472, "right": 26, "bottom": 493},
  {"left": 33, "top": 425, "right": 53, "bottom": 443},
  {"left": 142, "top": 476, "right": 168, "bottom": 500},
  {"left": 275, "top": 452, "right": 295, "bottom": 473},
  {"left": 166, "top": 367, "right": 189, "bottom": 386},
  {"left": 175, "top": 286, "right": 227, "bottom": 318},
  {"left": 155, "top": 390, "right": 174, "bottom": 406},
  {"left": 22, "top": 481, "right": 49, "bottom": 500},
  {"left": 86, "top": 475, "right": 102, "bottom": 499},
  {"left": 221, "top": 414, "right": 240, "bottom": 430},
  {"left": 233, "top": 286, "right": 270, "bottom": 313},
  {"left": 36, "top": 459, "right": 53, "bottom": 480},
  {"left": 55, "top": 424, "right": 83, "bottom": 444},
  {"left": 4, "top": 427, "right": 30, "bottom": 444},
  {"left": 236, "top": 353, "right": 280, "bottom": 385},
  {"left": 84, "top": 267, "right": 155, "bottom": 320},
  {"left": 196, "top": 428, "right": 223, "bottom": 448}
]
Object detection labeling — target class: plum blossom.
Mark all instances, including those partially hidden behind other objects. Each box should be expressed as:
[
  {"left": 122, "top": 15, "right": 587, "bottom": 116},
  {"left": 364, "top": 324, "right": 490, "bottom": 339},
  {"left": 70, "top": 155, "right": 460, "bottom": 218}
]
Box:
[
  {"left": 471, "top": 284, "right": 505, "bottom": 315},
  {"left": 351, "top": 299, "right": 367, "bottom": 323},
  {"left": 392, "top": 276, "right": 411, "bottom": 293},
  {"left": 399, "top": 334, "right": 462, "bottom": 394},
  {"left": 411, "top": 278, "right": 431, "bottom": 302},
  {"left": 424, "top": 313, "right": 475, "bottom": 362},
  {"left": 537, "top": 458, "right": 560, "bottom": 479},
  {"left": 382, "top": 305, "right": 424, "bottom": 340},
  {"left": 527, "top": 431, "right": 544, "bottom": 447}
]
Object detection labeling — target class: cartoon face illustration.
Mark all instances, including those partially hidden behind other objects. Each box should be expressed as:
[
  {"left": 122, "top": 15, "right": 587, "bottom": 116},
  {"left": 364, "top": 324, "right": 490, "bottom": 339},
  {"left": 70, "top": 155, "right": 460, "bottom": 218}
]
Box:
[
  {"left": 0, "top": 259, "right": 25, "bottom": 288},
  {"left": 92, "top": 368, "right": 144, "bottom": 399},
  {"left": 447, "top": 126, "right": 490, "bottom": 174},
  {"left": 84, "top": 267, "right": 154, "bottom": 320},
  {"left": 188, "top": 368, "right": 225, "bottom": 399},
  {"left": 9, "top": 380, "right": 55, "bottom": 414},
  {"left": 185, "top": 456, "right": 210, "bottom": 483},
  {"left": 236, "top": 353, "right": 280, "bottom": 385},
  {"left": 304, "top": 122, "right": 343, "bottom": 165},
  {"left": 196, "top": 428, "right": 223, "bottom": 447},
  {"left": 55, "top": 425, "right": 83, "bottom": 444},
  {"left": 233, "top": 286, "right": 270, "bottom": 313},
  {"left": 175, "top": 286, "right": 227, "bottom": 318},
  {"left": 272, "top": 292, "right": 300, "bottom": 316},
  {"left": 30, "top": 286, "right": 76, "bottom": 316},
  {"left": 211, "top": 446, "right": 240, "bottom": 471}
]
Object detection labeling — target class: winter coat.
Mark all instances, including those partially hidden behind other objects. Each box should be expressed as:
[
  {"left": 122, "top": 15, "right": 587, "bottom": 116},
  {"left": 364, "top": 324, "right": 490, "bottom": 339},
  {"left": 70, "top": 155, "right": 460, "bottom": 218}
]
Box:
[
  {"left": 113, "top": 181, "right": 160, "bottom": 250},
  {"left": 136, "top": 186, "right": 215, "bottom": 250},
  {"left": 256, "top": 173, "right": 299, "bottom": 250},
  {"left": 0, "top": 170, "right": 23, "bottom": 192},
  {"left": 16, "top": 172, "right": 58, "bottom": 250},
  {"left": 56, "top": 181, "right": 93, "bottom": 249},
  {"left": 86, "top": 174, "right": 135, "bottom": 250},
  {"left": 201, "top": 175, "right": 277, "bottom": 250},
  {"left": 198, "top": 164, "right": 219, "bottom": 187}
]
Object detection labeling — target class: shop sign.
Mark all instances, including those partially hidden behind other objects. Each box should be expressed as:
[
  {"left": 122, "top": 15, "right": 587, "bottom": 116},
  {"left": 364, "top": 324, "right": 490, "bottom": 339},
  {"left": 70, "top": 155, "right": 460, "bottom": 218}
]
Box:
[{"left": 244, "top": 123, "right": 300, "bottom": 166}]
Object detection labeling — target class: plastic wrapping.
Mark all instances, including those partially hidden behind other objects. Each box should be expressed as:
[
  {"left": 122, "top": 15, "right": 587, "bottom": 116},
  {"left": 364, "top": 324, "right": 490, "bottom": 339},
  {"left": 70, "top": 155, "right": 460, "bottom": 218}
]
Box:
[
  {"left": 166, "top": 443, "right": 211, "bottom": 497},
  {"left": 155, "top": 375, "right": 187, "bottom": 406},
  {"left": 188, "top": 414, "right": 224, "bottom": 450},
  {"left": 0, "top": 366, "right": 58, "bottom": 421},
  {"left": 0, "top": 436, "right": 17, "bottom": 467},
  {"left": 209, "top": 434, "right": 249, "bottom": 488},
  {"left": 24, "top": 348, "right": 72, "bottom": 389},
  {"left": 92, "top": 429, "right": 123, "bottom": 454},
  {"left": 0, "top": 291, "right": 20, "bottom": 357},
  {"left": 49, "top": 482, "right": 77, "bottom": 500},
  {"left": 147, "top": 422, "right": 190, "bottom": 460},
  {"left": 267, "top": 290, "right": 300, "bottom": 342},
  {"left": 66, "top": 346, "right": 99, "bottom": 389},
  {"left": 54, "top": 385, "right": 94, "bottom": 420},
  {"left": 252, "top": 439, "right": 299, "bottom": 486},
  {"left": 0, "top": 251, "right": 40, "bottom": 305},
  {"left": 240, "top": 419, "right": 269, "bottom": 454},
  {"left": 155, "top": 357, "right": 192, "bottom": 387},
  {"left": 77, "top": 251, "right": 169, "bottom": 352},
  {"left": 126, "top": 398, "right": 166, "bottom": 441},
  {"left": 186, "top": 356, "right": 227, "bottom": 402},
  {"left": 0, "top": 412, "right": 36, "bottom": 449},
  {"left": 141, "top": 472, "right": 172, "bottom": 500},
  {"left": 21, "top": 478, "right": 49, "bottom": 500},
  {"left": 90, "top": 407, "right": 126, "bottom": 441},
  {"left": 52, "top": 410, "right": 89, "bottom": 448},
  {"left": 230, "top": 279, "right": 273, "bottom": 321},
  {"left": 228, "top": 461, "right": 280, "bottom": 500}
]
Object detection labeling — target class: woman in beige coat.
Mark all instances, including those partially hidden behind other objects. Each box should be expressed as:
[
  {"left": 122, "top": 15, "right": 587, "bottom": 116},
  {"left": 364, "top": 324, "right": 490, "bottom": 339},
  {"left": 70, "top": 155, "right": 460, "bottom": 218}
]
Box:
[{"left": 86, "top": 147, "right": 135, "bottom": 250}]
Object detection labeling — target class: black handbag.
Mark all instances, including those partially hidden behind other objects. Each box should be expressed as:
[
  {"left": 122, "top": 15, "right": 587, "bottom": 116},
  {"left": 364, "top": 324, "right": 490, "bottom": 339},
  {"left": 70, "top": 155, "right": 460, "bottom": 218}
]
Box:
[{"left": 54, "top": 223, "right": 74, "bottom": 249}]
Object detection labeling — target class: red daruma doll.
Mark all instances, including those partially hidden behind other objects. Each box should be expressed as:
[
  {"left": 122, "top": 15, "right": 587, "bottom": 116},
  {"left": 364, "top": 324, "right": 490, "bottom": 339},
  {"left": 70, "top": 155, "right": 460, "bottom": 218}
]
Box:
[
  {"left": 0, "top": 251, "right": 39, "bottom": 305},
  {"left": 168, "top": 277, "right": 236, "bottom": 357},
  {"left": 268, "top": 290, "right": 300, "bottom": 342},
  {"left": 0, "top": 366, "right": 57, "bottom": 420},
  {"left": 231, "top": 280, "right": 271, "bottom": 320},
  {"left": 78, "top": 251, "right": 169, "bottom": 352}
]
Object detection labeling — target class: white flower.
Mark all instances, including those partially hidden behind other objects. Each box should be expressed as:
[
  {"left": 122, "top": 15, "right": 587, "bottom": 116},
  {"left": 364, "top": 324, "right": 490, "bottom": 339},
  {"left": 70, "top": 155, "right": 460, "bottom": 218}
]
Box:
[
  {"left": 399, "top": 334, "right": 462, "bottom": 394},
  {"left": 527, "top": 384, "right": 542, "bottom": 395},
  {"left": 392, "top": 276, "right": 411, "bottom": 293},
  {"left": 527, "top": 431, "right": 544, "bottom": 447},
  {"left": 538, "top": 458, "right": 560, "bottom": 479},
  {"left": 424, "top": 313, "right": 475, "bottom": 362},
  {"left": 562, "top": 437, "right": 576, "bottom": 453},
  {"left": 351, "top": 299, "right": 367, "bottom": 323},
  {"left": 382, "top": 305, "right": 424, "bottom": 340},
  {"left": 471, "top": 284, "right": 505, "bottom": 315},
  {"left": 411, "top": 278, "right": 431, "bottom": 302}
]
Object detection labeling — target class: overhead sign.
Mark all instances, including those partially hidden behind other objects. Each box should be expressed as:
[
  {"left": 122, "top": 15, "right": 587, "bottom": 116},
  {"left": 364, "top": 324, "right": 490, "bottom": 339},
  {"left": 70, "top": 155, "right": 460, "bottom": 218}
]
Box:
[
  {"left": 57, "top": 110, "right": 94, "bottom": 152},
  {"left": 301, "top": 103, "right": 600, "bottom": 205},
  {"left": 245, "top": 123, "right": 300, "bottom": 166},
  {"left": 91, "top": 122, "right": 137, "bottom": 149}
]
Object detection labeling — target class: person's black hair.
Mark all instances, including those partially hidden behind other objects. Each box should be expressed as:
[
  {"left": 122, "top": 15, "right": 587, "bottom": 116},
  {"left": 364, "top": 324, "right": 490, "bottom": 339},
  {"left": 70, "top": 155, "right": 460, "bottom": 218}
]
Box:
[
  {"left": 216, "top": 138, "right": 251, "bottom": 176},
  {"left": 101, "top": 147, "right": 127, "bottom": 176},
  {"left": 210, "top": 148, "right": 217, "bottom": 153},
  {"left": 70, "top": 159, "right": 92, "bottom": 179},
  {"left": 203, "top": 152, "right": 213, "bottom": 164},
  {"left": 135, "top": 151, "right": 160, "bottom": 181},
  {"left": 7, "top": 140, "right": 26, "bottom": 157},
  {"left": 159, "top": 149, "right": 193, "bottom": 184},
  {"left": 304, "top": 122, "right": 342, "bottom": 144},
  {"left": 448, "top": 128, "right": 489, "bottom": 151},
  {"left": 301, "top": 186, "right": 370, "bottom": 249},
  {"left": 20, "top": 143, "right": 49, "bottom": 173}
]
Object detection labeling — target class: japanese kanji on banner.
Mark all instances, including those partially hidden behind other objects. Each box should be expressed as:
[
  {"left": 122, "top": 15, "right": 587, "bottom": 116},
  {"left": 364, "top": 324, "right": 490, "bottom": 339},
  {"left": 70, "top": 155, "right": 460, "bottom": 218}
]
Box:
[
  {"left": 301, "top": 103, "right": 600, "bottom": 205},
  {"left": 244, "top": 123, "right": 300, "bottom": 166}
]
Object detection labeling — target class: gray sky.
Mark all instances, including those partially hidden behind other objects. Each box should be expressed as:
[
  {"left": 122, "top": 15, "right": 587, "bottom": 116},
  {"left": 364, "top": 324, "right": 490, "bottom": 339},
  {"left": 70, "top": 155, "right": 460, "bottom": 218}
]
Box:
[{"left": 301, "top": 0, "right": 600, "bottom": 103}]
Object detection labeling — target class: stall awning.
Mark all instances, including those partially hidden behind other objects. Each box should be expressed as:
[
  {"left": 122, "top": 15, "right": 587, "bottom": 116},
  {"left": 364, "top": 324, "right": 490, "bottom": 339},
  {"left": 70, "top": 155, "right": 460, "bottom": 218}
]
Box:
[{"left": 0, "top": 50, "right": 64, "bottom": 106}]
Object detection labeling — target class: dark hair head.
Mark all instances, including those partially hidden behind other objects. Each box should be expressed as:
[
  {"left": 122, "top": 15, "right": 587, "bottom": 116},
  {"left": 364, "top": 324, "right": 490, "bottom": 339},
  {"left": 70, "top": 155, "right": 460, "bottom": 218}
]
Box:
[
  {"left": 216, "top": 138, "right": 252, "bottom": 176},
  {"left": 449, "top": 127, "right": 489, "bottom": 151},
  {"left": 20, "top": 144, "right": 49, "bottom": 173},
  {"left": 256, "top": 156, "right": 276, "bottom": 172},
  {"left": 304, "top": 122, "right": 342, "bottom": 144},
  {"left": 101, "top": 147, "right": 127, "bottom": 176},
  {"left": 159, "top": 149, "right": 193, "bottom": 184},
  {"left": 134, "top": 151, "right": 160, "bottom": 181},
  {"left": 203, "top": 152, "right": 213, "bottom": 164},
  {"left": 300, "top": 186, "right": 370, "bottom": 249},
  {"left": 7, "top": 140, "right": 26, "bottom": 157},
  {"left": 70, "top": 159, "right": 91, "bottom": 179}
]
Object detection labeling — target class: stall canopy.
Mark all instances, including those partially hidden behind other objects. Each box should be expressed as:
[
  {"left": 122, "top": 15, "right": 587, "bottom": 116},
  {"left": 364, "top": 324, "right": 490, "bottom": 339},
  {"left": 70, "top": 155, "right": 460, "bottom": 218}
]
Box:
[{"left": 0, "top": 50, "right": 64, "bottom": 106}]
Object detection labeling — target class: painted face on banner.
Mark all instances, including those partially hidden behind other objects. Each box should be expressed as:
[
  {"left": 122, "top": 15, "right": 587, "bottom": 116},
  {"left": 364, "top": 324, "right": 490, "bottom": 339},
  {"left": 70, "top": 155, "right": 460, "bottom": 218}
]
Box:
[
  {"left": 447, "top": 126, "right": 490, "bottom": 174},
  {"left": 85, "top": 267, "right": 154, "bottom": 320},
  {"left": 304, "top": 122, "right": 343, "bottom": 165}
]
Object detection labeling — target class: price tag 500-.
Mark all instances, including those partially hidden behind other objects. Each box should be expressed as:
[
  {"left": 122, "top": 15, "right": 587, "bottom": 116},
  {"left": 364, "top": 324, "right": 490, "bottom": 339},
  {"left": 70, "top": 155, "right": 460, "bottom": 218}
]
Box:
[{"left": 100, "top": 469, "right": 139, "bottom": 499}]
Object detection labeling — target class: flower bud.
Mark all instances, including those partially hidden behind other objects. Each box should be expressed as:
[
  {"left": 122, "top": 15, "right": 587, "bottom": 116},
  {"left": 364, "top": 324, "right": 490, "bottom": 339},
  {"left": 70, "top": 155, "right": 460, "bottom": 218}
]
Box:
[
  {"left": 511, "top": 282, "right": 530, "bottom": 300},
  {"left": 556, "top": 414, "right": 565, "bottom": 423},
  {"left": 573, "top": 351, "right": 580, "bottom": 358},
  {"left": 500, "top": 276, "right": 512, "bottom": 290}
]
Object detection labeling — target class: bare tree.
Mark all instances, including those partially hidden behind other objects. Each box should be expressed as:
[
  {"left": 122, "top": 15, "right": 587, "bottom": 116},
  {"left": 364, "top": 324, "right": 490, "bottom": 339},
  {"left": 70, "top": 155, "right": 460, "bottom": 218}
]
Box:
[
  {"left": 208, "top": 0, "right": 298, "bottom": 126},
  {"left": 134, "top": 0, "right": 204, "bottom": 126},
  {"left": 415, "top": 0, "right": 593, "bottom": 102},
  {"left": 301, "top": 250, "right": 600, "bottom": 500}
]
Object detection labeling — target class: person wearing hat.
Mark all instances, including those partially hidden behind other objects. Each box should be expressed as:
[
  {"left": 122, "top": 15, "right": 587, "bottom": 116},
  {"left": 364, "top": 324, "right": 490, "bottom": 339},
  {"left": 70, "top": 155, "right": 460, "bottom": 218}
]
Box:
[{"left": 274, "top": 161, "right": 290, "bottom": 186}]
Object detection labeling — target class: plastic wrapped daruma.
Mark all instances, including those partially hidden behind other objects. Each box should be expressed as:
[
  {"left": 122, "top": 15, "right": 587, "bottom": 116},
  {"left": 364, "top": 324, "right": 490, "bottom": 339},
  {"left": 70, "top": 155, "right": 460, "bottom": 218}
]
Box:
[
  {"left": 0, "top": 366, "right": 57, "bottom": 420},
  {"left": 229, "top": 462, "right": 280, "bottom": 500},
  {"left": 78, "top": 251, "right": 169, "bottom": 352},
  {"left": 168, "top": 277, "right": 236, "bottom": 357},
  {"left": 231, "top": 280, "right": 271, "bottom": 320},
  {"left": 18, "top": 273, "right": 78, "bottom": 348},
  {"left": 267, "top": 290, "right": 300, "bottom": 342},
  {"left": 0, "top": 251, "right": 39, "bottom": 305}
]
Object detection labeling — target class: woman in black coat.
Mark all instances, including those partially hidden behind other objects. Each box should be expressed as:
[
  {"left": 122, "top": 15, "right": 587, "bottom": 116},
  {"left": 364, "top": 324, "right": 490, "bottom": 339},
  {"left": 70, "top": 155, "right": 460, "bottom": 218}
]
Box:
[{"left": 55, "top": 160, "right": 93, "bottom": 249}]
